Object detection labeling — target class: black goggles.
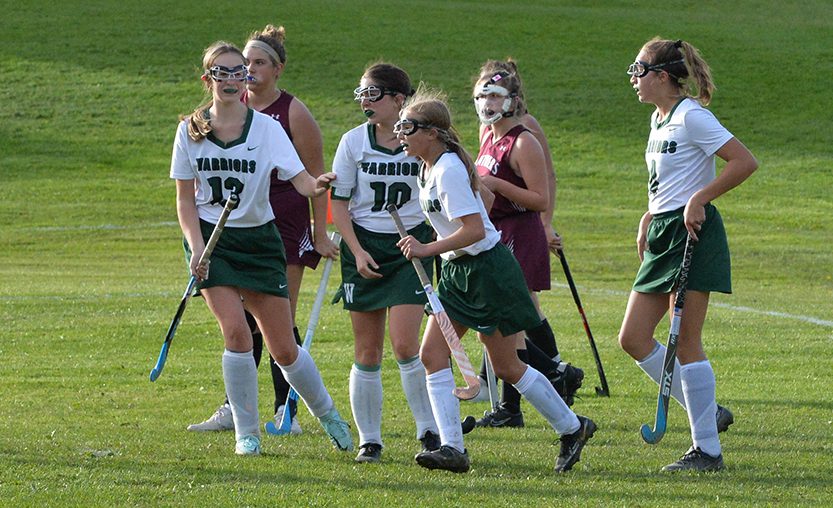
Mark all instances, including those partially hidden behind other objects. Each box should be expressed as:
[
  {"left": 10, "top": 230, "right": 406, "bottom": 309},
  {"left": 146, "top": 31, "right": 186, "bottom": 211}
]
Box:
[
  {"left": 207, "top": 64, "right": 248, "bottom": 82},
  {"left": 626, "top": 59, "right": 684, "bottom": 78},
  {"left": 393, "top": 118, "right": 435, "bottom": 136},
  {"left": 353, "top": 85, "right": 398, "bottom": 102}
]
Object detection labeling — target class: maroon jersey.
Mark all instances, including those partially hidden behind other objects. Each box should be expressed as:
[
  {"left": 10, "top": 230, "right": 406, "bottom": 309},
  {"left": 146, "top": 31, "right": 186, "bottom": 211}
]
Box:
[
  {"left": 475, "top": 124, "right": 550, "bottom": 291},
  {"left": 245, "top": 90, "right": 320, "bottom": 268},
  {"left": 476, "top": 124, "right": 530, "bottom": 221}
]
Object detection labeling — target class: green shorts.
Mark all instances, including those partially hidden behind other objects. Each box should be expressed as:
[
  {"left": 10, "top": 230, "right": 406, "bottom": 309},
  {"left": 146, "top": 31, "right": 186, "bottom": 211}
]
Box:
[
  {"left": 184, "top": 220, "right": 289, "bottom": 297},
  {"left": 436, "top": 243, "right": 541, "bottom": 337},
  {"left": 633, "top": 204, "right": 731, "bottom": 294},
  {"left": 332, "top": 222, "right": 433, "bottom": 311}
]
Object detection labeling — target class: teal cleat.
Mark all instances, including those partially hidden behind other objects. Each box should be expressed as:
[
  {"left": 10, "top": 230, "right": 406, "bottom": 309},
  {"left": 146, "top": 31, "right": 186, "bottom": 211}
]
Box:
[{"left": 318, "top": 407, "right": 353, "bottom": 451}]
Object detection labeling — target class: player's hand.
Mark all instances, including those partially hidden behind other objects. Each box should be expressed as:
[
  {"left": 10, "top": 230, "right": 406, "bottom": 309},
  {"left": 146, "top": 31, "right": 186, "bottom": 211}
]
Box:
[
  {"left": 190, "top": 245, "right": 209, "bottom": 282},
  {"left": 397, "top": 235, "right": 428, "bottom": 260},
  {"left": 313, "top": 172, "right": 336, "bottom": 196},
  {"left": 546, "top": 227, "right": 563, "bottom": 256},
  {"left": 683, "top": 199, "right": 706, "bottom": 243},
  {"left": 315, "top": 232, "right": 339, "bottom": 259},
  {"left": 355, "top": 249, "right": 382, "bottom": 279}
]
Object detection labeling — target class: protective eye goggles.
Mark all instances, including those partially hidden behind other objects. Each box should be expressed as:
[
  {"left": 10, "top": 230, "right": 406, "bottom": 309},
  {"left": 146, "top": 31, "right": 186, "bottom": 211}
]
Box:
[
  {"left": 626, "top": 59, "right": 684, "bottom": 78},
  {"left": 207, "top": 65, "right": 248, "bottom": 82},
  {"left": 393, "top": 118, "right": 435, "bottom": 136},
  {"left": 353, "top": 85, "right": 397, "bottom": 102}
]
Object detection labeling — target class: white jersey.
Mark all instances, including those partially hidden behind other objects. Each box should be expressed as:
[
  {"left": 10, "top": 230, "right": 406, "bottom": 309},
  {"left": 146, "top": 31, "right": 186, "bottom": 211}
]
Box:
[
  {"left": 330, "top": 123, "right": 423, "bottom": 233},
  {"left": 170, "top": 109, "right": 305, "bottom": 227},
  {"left": 645, "top": 97, "right": 734, "bottom": 215},
  {"left": 419, "top": 152, "right": 500, "bottom": 260}
]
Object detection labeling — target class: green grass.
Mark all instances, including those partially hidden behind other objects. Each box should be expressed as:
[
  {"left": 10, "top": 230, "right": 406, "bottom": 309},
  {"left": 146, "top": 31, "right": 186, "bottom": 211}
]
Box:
[{"left": 1, "top": 1, "right": 832, "bottom": 506}]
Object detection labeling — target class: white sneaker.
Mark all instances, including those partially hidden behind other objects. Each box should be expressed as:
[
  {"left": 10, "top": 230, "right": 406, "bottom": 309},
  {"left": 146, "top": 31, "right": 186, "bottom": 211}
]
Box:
[
  {"left": 275, "top": 404, "right": 303, "bottom": 435},
  {"left": 187, "top": 403, "right": 234, "bottom": 432}
]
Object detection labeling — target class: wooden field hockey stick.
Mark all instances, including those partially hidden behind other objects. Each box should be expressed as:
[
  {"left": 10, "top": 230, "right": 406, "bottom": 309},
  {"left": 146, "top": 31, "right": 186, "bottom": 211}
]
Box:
[
  {"left": 150, "top": 194, "right": 239, "bottom": 382},
  {"left": 265, "top": 231, "right": 341, "bottom": 436},
  {"left": 640, "top": 235, "right": 696, "bottom": 444},
  {"left": 556, "top": 245, "right": 611, "bottom": 397},
  {"left": 386, "top": 204, "right": 481, "bottom": 400}
]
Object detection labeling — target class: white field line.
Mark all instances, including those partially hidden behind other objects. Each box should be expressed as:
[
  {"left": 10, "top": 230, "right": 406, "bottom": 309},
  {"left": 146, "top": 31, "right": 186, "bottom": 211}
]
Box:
[
  {"left": 29, "top": 222, "right": 178, "bottom": 232},
  {"left": 2, "top": 269, "right": 830, "bottom": 329},
  {"left": 550, "top": 282, "right": 833, "bottom": 328}
]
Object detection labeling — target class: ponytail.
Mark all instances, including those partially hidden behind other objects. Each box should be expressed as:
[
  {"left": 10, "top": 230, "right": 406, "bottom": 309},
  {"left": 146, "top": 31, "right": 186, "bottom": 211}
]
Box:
[{"left": 643, "top": 37, "right": 716, "bottom": 106}]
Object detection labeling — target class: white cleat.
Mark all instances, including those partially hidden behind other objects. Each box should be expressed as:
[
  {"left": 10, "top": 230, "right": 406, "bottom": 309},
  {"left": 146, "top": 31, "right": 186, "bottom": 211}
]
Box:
[{"left": 187, "top": 403, "right": 234, "bottom": 432}]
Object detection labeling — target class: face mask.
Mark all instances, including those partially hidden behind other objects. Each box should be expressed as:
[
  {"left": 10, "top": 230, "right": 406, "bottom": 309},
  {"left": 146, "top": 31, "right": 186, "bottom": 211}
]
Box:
[{"left": 473, "top": 84, "right": 514, "bottom": 125}]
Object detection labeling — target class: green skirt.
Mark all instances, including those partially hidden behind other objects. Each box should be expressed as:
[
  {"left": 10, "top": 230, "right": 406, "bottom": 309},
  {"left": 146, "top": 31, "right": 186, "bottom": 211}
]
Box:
[
  {"left": 184, "top": 219, "right": 289, "bottom": 297},
  {"left": 437, "top": 243, "right": 541, "bottom": 337},
  {"left": 633, "top": 204, "right": 731, "bottom": 294},
  {"left": 332, "top": 222, "right": 433, "bottom": 311}
]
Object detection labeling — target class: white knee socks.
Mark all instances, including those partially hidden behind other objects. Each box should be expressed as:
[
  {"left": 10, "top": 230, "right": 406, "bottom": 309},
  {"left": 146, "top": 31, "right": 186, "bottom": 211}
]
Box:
[
  {"left": 350, "top": 364, "right": 383, "bottom": 446},
  {"left": 426, "top": 368, "right": 464, "bottom": 453},
  {"left": 681, "top": 360, "right": 721, "bottom": 456},
  {"left": 279, "top": 346, "right": 333, "bottom": 418},
  {"left": 513, "top": 365, "right": 580, "bottom": 435},
  {"left": 222, "top": 349, "right": 259, "bottom": 440}
]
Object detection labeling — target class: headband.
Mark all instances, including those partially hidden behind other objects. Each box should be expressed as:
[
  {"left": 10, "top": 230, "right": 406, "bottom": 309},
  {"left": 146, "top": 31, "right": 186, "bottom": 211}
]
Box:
[{"left": 244, "top": 40, "right": 282, "bottom": 64}]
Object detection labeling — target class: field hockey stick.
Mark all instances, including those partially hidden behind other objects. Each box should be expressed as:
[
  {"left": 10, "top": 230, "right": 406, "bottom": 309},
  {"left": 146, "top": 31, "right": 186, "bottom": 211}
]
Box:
[
  {"left": 556, "top": 245, "right": 610, "bottom": 397},
  {"left": 484, "top": 348, "right": 499, "bottom": 411},
  {"left": 265, "top": 231, "right": 341, "bottom": 435},
  {"left": 640, "top": 235, "right": 696, "bottom": 444},
  {"left": 386, "top": 204, "right": 481, "bottom": 400},
  {"left": 150, "top": 194, "right": 239, "bottom": 382},
  {"left": 461, "top": 350, "right": 498, "bottom": 435}
]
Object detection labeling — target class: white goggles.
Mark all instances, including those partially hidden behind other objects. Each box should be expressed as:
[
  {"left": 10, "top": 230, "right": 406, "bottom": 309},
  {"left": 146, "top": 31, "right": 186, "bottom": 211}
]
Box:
[
  {"left": 353, "top": 85, "right": 396, "bottom": 102},
  {"left": 207, "top": 65, "right": 248, "bottom": 82}
]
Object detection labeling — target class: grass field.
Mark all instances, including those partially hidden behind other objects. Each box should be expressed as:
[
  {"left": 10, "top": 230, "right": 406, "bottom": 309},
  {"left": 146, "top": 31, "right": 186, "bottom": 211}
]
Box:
[{"left": 1, "top": 1, "right": 831, "bottom": 506}]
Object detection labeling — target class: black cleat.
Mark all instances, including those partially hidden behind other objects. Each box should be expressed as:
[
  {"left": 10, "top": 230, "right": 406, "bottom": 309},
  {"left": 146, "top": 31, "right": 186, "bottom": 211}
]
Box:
[
  {"left": 716, "top": 405, "right": 734, "bottom": 433},
  {"left": 549, "top": 363, "right": 584, "bottom": 406},
  {"left": 661, "top": 447, "right": 724, "bottom": 472},
  {"left": 555, "top": 415, "right": 596, "bottom": 472},
  {"left": 475, "top": 404, "right": 524, "bottom": 428},
  {"left": 415, "top": 445, "right": 470, "bottom": 473},
  {"left": 419, "top": 431, "right": 441, "bottom": 453},
  {"left": 354, "top": 442, "right": 383, "bottom": 464}
]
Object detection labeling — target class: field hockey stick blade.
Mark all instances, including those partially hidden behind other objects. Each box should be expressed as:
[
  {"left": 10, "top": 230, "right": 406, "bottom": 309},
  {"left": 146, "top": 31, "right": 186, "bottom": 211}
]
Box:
[{"left": 386, "top": 204, "right": 481, "bottom": 400}]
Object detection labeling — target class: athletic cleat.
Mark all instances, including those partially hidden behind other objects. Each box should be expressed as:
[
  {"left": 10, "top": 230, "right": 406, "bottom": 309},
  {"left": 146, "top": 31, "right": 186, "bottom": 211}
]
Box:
[
  {"left": 549, "top": 363, "right": 584, "bottom": 406},
  {"left": 419, "top": 431, "right": 441, "bottom": 452},
  {"left": 274, "top": 404, "right": 303, "bottom": 435},
  {"left": 661, "top": 447, "right": 724, "bottom": 472},
  {"left": 187, "top": 403, "right": 234, "bottom": 432},
  {"left": 716, "top": 405, "right": 734, "bottom": 433},
  {"left": 235, "top": 434, "right": 261, "bottom": 456},
  {"left": 475, "top": 403, "right": 524, "bottom": 428},
  {"left": 415, "top": 445, "right": 470, "bottom": 473},
  {"left": 355, "top": 442, "right": 383, "bottom": 463},
  {"left": 318, "top": 407, "right": 354, "bottom": 451},
  {"left": 555, "top": 415, "right": 596, "bottom": 472}
]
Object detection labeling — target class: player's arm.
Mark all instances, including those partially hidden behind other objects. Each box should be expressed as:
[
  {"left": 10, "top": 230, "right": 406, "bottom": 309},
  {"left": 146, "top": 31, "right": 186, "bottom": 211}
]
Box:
[
  {"left": 484, "top": 131, "right": 548, "bottom": 211},
  {"left": 522, "top": 114, "right": 561, "bottom": 252}
]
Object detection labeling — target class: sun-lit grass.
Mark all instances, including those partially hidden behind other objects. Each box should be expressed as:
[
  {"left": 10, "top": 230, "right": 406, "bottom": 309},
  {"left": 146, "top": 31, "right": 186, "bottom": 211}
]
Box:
[{"left": 1, "top": 1, "right": 831, "bottom": 506}]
